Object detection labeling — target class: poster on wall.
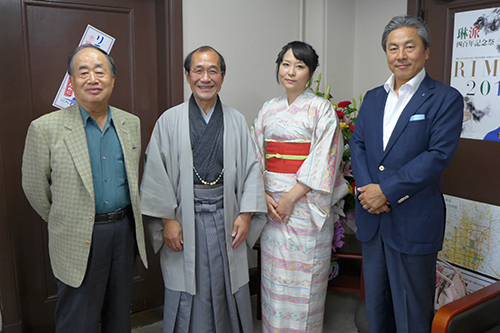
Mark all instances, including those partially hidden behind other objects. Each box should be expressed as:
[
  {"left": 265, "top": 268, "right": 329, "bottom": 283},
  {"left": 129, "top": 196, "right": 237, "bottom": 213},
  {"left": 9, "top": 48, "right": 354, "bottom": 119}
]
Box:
[
  {"left": 52, "top": 25, "right": 115, "bottom": 109},
  {"left": 450, "top": 8, "right": 500, "bottom": 141},
  {"left": 442, "top": 195, "right": 500, "bottom": 281}
]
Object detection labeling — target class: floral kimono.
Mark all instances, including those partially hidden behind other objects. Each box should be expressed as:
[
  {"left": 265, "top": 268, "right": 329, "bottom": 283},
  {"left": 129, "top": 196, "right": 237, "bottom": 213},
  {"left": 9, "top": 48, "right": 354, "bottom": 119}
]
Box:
[{"left": 251, "top": 88, "right": 348, "bottom": 333}]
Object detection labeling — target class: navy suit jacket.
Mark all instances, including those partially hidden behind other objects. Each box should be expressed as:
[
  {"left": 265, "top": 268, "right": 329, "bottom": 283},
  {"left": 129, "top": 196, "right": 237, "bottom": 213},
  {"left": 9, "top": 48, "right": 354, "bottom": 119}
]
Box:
[{"left": 350, "top": 74, "right": 463, "bottom": 255}]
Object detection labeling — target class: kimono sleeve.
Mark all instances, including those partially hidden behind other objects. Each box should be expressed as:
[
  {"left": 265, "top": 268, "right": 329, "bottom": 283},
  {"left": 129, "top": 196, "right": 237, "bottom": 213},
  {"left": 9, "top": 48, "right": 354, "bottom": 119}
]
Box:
[
  {"left": 237, "top": 116, "right": 267, "bottom": 247},
  {"left": 250, "top": 100, "right": 273, "bottom": 174},
  {"left": 140, "top": 120, "right": 178, "bottom": 252},
  {"left": 297, "top": 99, "right": 344, "bottom": 193}
]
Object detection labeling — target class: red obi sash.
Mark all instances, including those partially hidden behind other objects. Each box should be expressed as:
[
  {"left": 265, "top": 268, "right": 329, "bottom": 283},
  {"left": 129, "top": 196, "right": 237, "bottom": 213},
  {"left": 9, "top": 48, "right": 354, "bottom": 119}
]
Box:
[{"left": 266, "top": 141, "right": 311, "bottom": 174}]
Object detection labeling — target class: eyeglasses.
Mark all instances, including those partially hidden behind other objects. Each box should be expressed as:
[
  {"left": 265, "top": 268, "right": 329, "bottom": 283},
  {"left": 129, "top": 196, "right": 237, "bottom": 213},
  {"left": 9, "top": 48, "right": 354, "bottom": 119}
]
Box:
[{"left": 190, "top": 68, "right": 223, "bottom": 78}]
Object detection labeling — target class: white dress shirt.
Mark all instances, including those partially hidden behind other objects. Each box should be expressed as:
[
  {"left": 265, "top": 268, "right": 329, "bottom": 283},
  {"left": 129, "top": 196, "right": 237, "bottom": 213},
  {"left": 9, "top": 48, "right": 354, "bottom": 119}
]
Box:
[{"left": 382, "top": 68, "right": 426, "bottom": 150}]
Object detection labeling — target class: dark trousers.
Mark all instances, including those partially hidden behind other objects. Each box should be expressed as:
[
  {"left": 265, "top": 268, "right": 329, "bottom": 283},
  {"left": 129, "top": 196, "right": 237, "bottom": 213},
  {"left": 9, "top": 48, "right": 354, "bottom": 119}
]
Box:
[
  {"left": 55, "top": 214, "right": 137, "bottom": 333},
  {"left": 362, "top": 225, "right": 437, "bottom": 333}
]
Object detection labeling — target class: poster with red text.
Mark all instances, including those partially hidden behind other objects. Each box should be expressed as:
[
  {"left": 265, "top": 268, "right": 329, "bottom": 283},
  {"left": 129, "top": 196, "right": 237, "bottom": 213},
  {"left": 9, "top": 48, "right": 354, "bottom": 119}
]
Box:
[
  {"left": 451, "top": 8, "right": 500, "bottom": 141},
  {"left": 52, "top": 25, "right": 115, "bottom": 109}
]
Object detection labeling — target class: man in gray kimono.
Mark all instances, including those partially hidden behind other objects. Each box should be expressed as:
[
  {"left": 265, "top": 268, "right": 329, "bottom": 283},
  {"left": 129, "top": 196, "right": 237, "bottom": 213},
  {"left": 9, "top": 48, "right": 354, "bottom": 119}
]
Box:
[{"left": 140, "top": 46, "right": 267, "bottom": 332}]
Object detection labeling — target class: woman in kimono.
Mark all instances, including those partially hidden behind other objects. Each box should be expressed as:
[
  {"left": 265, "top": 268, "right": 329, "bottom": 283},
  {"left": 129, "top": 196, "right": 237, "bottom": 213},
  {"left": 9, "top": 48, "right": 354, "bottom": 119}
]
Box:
[{"left": 251, "top": 41, "right": 348, "bottom": 333}]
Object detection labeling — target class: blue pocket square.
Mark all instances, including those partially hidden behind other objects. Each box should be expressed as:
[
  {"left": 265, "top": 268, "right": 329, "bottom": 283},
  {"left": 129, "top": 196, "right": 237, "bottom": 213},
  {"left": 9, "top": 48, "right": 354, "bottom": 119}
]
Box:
[{"left": 410, "top": 114, "right": 425, "bottom": 121}]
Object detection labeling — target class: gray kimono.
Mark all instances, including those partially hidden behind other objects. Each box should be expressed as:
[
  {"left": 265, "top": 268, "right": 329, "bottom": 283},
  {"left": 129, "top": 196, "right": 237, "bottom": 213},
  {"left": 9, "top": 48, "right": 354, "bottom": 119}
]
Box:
[{"left": 140, "top": 100, "right": 267, "bottom": 295}]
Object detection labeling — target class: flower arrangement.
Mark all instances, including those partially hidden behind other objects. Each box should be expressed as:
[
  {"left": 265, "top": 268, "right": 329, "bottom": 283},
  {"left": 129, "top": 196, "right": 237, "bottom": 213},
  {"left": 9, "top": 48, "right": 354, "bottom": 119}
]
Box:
[
  {"left": 311, "top": 74, "right": 362, "bottom": 251},
  {"left": 334, "top": 98, "right": 360, "bottom": 213}
]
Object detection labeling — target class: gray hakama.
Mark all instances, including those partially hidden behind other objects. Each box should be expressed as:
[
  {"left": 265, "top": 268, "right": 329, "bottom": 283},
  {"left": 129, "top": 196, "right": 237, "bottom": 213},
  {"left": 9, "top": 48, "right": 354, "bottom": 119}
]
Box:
[{"left": 162, "top": 186, "right": 253, "bottom": 333}]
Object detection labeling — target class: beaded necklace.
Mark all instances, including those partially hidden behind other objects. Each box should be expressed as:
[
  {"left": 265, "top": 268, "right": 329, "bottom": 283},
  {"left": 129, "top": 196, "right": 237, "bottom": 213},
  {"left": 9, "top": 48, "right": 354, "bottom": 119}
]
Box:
[{"left": 193, "top": 166, "right": 224, "bottom": 186}]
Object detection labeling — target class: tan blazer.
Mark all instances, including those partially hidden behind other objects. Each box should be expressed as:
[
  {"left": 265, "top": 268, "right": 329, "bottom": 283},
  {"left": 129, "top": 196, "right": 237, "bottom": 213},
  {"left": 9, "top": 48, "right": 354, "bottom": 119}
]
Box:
[{"left": 22, "top": 103, "right": 147, "bottom": 288}]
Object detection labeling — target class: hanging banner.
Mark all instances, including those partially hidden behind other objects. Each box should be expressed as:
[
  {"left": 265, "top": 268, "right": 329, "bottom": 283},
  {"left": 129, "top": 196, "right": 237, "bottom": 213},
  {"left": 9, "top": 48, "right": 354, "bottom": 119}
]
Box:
[
  {"left": 450, "top": 8, "right": 500, "bottom": 141},
  {"left": 52, "top": 25, "right": 115, "bottom": 109}
]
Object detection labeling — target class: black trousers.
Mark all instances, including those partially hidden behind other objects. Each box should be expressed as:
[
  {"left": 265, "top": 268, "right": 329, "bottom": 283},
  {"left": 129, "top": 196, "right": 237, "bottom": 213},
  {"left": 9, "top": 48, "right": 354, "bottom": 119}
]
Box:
[{"left": 55, "top": 213, "right": 137, "bottom": 333}]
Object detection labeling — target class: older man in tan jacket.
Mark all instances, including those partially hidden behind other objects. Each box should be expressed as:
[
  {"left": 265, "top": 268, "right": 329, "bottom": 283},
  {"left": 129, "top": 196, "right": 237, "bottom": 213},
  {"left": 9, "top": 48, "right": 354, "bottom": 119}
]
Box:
[{"left": 22, "top": 44, "right": 147, "bottom": 333}]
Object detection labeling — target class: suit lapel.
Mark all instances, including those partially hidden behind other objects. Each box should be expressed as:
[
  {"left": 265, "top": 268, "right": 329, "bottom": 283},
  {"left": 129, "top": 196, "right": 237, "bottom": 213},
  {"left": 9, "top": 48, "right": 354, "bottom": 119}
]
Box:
[
  {"left": 63, "top": 104, "right": 94, "bottom": 198},
  {"left": 383, "top": 74, "right": 435, "bottom": 157},
  {"left": 371, "top": 88, "right": 388, "bottom": 160}
]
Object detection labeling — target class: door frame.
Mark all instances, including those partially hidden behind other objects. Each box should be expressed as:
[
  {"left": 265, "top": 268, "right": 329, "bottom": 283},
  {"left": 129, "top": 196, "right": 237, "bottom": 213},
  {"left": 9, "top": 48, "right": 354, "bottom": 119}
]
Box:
[{"left": 0, "top": 0, "right": 183, "bottom": 331}]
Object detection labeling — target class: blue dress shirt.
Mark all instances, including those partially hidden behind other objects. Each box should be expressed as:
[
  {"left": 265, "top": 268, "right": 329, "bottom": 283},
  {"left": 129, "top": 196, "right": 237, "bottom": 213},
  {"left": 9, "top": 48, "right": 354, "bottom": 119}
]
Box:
[{"left": 80, "top": 106, "right": 130, "bottom": 214}]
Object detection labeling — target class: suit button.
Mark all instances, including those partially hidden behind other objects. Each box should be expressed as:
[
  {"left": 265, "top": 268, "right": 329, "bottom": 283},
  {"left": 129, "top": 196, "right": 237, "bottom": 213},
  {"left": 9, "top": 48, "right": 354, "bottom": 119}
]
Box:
[
  {"left": 89, "top": 216, "right": 94, "bottom": 222},
  {"left": 379, "top": 165, "right": 385, "bottom": 171},
  {"left": 85, "top": 241, "right": 91, "bottom": 245}
]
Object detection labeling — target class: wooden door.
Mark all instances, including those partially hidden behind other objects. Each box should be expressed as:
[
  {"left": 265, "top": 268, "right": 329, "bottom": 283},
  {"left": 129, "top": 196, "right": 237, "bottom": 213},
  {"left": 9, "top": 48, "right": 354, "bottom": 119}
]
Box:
[
  {"left": 0, "top": 0, "right": 183, "bottom": 331},
  {"left": 408, "top": 0, "right": 500, "bottom": 207}
]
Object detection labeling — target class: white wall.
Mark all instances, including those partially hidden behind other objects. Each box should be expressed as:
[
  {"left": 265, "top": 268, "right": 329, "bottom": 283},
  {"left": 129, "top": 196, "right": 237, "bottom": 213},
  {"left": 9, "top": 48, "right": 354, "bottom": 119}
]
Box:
[
  {"left": 183, "top": 0, "right": 302, "bottom": 124},
  {"left": 306, "top": 0, "right": 408, "bottom": 104},
  {"left": 322, "top": 0, "right": 357, "bottom": 101},
  {"left": 301, "top": 1, "right": 357, "bottom": 102},
  {"left": 183, "top": 0, "right": 407, "bottom": 123},
  {"left": 353, "top": 0, "right": 408, "bottom": 98}
]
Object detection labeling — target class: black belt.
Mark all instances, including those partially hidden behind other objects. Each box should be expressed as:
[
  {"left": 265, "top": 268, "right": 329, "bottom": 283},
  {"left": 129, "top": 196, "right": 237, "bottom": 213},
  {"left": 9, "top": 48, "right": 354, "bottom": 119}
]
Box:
[{"left": 95, "top": 205, "right": 132, "bottom": 223}]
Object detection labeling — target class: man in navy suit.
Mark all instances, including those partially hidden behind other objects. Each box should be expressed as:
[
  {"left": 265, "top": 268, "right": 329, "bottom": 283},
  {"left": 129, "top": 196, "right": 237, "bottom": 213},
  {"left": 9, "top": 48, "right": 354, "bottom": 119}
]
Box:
[{"left": 350, "top": 15, "right": 464, "bottom": 332}]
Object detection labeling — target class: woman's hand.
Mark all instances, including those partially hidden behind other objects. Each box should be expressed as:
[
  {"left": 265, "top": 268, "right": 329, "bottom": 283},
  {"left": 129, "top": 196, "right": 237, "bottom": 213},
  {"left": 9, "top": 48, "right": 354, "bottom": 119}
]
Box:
[
  {"left": 162, "top": 218, "right": 183, "bottom": 251},
  {"left": 276, "top": 195, "right": 295, "bottom": 224},
  {"left": 276, "top": 181, "right": 312, "bottom": 224},
  {"left": 265, "top": 192, "right": 283, "bottom": 223}
]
